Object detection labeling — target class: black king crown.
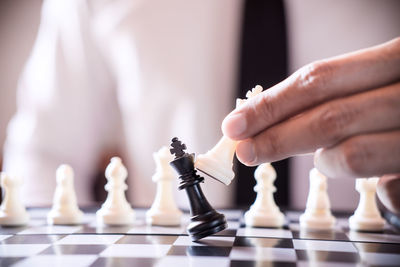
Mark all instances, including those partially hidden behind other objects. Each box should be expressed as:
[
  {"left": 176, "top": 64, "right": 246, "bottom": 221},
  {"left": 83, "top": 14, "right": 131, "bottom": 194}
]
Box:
[{"left": 169, "top": 137, "right": 227, "bottom": 241}]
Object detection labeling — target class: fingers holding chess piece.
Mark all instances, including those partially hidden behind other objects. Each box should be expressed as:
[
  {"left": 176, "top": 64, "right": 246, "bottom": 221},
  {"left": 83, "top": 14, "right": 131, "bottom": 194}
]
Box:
[
  {"left": 0, "top": 173, "right": 30, "bottom": 226},
  {"left": 146, "top": 146, "right": 183, "bottom": 226},
  {"left": 96, "top": 157, "right": 135, "bottom": 226},
  {"left": 195, "top": 85, "right": 264, "bottom": 185},
  {"left": 47, "top": 164, "right": 84, "bottom": 225}
]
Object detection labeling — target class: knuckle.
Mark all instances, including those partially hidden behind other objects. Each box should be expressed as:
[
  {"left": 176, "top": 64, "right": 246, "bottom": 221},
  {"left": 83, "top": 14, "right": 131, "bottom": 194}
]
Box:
[
  {"left": 298, "top": 60, "right": 334, "bottom": 96},
  {"left": 340, "top": 138, "right": 371, "bottom": 177},
  {"left": 313, "top": 103, "right": 353, "bottom": 144}
]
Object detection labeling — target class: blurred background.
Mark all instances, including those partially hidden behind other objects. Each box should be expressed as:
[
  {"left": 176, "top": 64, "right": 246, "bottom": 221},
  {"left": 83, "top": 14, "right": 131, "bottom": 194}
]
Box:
[{"left": 0, "top": 0, "right": 399, "bottom": 211}]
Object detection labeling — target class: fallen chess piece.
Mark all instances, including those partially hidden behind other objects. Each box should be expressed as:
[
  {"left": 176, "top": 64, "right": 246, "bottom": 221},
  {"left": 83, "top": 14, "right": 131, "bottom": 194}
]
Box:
[
  {"left": 0, "top": 172, "right": 30, "bottom": 226},
  {"left": 47, "top": 164, "right": 84, "bottom": 225},
  {"left": 299, "top": 168, "right": 336, "bottom": 230},
  {"left": 349, "top": 177, "right": 385, "bottom": 231},
  {"left": 169, "top": 137, "right": 227, "bottom": 241},
  {"left": 244, "top": 163, "right": 285, "bottom": 227},
  {"left": 195, "top": 85, "right": 263, "bottom": 185},
  {"left": 96, "top": 157, "right": 135, "bottom": 226},
  {"left": 146, "top": 146, "right": 183, "bottom": 226}
]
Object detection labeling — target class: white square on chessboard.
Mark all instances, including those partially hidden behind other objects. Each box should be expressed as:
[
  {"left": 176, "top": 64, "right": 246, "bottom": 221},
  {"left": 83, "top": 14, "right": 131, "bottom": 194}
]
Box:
[
  {"left": 359, "top": 252, "right": 400, "bottom": 266},
  {"left": 156, "top": 256, "right": 230, "bottom": 267},
  {"left": 174, "top": 236, "right": 235, "bottom": 247},
  {"left": 296, "top": 261, "right": 355, "bottom": 267},
  {"left": 17, "top": 226, "right": 81, "bottom": 235},
  {"left": 13, "top": 255, "right": 98, "bottom": 267},
  {"left": 293, "top": 239, "right": 357, "bottom": 253},
  {"left": 0, "top": 244, "right": 50, "bottom": 257},
  {"left": 56, "top": 234, "right": 123, "bottom": 245},
  {"left": 230, "top": 247, "right": 297, "bottom": 262},
  {"left": 237, "top": 227, "right": 293, "bottom": 239},
  {"left": 128, "top": 225, "right": 186, "bottom": 235},
  {"left": 100, "top": 244, "right": 171, "bottom": 258}
]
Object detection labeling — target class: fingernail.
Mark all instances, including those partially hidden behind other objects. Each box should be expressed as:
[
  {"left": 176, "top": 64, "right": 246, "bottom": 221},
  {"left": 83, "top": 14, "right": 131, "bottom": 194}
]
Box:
[
  {"left": 222, "top": 113, "right": 247, "bottom": 138},
  {"left": 237, "top": 140, "right": 257, "bottom": 165}
]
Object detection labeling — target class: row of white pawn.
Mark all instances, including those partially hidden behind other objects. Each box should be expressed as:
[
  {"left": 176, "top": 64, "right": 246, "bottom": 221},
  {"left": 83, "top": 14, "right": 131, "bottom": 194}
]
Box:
[
  {"left": 244, "top": 164, "right": 386, "bottom": 232},
  {"left": 0, "top": 147, "right": 183, "bottom": 227}
]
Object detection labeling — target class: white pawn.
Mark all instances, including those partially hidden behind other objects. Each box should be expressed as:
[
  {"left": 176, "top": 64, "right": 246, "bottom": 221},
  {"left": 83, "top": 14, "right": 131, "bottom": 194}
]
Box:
[
  {"left": 195, "top": 85, "right": 263, "bottom": 185},
  {"left": 0, "top": 173, "right": 29, "bottom": 226},
  {"left": 299, "top": 168, "right": 336, "bottom": 230},
  {"left": 96, "top": 157, "right": 135, "bottom": 226},
  {"left": 146, "top": 147, "right": 183, "bottom": 226},
  {"left": 47, "top": 165, "right": 84, "bottom": 225},
  {"left": 349, "top": 177, "right": 385, "bottom": 231},
  {"left": 244, "top": 163, "right": 285, "bottom": 227}
]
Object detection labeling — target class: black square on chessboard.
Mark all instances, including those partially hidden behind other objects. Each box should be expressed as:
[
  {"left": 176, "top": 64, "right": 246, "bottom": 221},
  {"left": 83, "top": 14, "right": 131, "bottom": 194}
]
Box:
[
  {"left": 234, "top": 237, "right": 294, "bottom": 248},
  {"left": 40, "top": 244, "right": 108, "bottom": 255},
  {"left": 91, "top": 257, "right": 156, "bottom": 267},
  {"left": 296, "top": 250, "right": 361, "bottom": 263},
  {"left": 116, "top": 235, "right": 178, "bottom": 245},
  {"left": 167, "top": 245, "right": 232, "bottom": 257},
  {"left": 2, "top": 234, "right": 65, "bottom": 244}
]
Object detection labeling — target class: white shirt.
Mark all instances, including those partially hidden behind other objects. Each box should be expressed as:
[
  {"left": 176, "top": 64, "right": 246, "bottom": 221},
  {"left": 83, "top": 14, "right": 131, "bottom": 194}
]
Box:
[{"left": 3, "top": 0, "right": 243, "bottom": 207}]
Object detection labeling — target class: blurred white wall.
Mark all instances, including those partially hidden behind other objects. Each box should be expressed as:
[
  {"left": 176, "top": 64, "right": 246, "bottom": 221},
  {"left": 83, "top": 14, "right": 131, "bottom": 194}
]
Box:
[
  {"left": 285, "top": 0, "right": 400, "bottom": 211},
  {"left": 0, "top": 0, "right": 42, "bottom": 161}
]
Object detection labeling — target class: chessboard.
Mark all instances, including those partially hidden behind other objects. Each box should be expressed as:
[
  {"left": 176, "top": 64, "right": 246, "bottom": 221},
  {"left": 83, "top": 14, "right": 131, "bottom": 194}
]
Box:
[{"left": 1, "top": 208, "right": 400, "bottom": 267}]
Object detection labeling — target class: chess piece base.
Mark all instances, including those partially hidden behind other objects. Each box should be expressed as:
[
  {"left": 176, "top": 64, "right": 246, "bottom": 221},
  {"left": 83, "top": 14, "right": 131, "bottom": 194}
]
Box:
[
  {"left": 188, "top": 210, "right": 227, "bottom": 241},
  {"left": 299, "top": 212, "right": 336, "bottom": 230},
  {"left": 0, "top": 211, "right": 29, "bottom": 226},
  {"left": 244, "top": 209, "right": 284, "bottom": 228},
  {"left": 195, "top": 155, "right": 234, "bottom": 185},
  {"left": 349, "top": 215, "right": 385, "bottom": 231},
  {"left": 47, "top": 209, "right": 83, "bottom": 225},
  {"left": 96, "top": 210, "right": 135, "bottom": 226},
  {"left": 146, "top": 209, "right": 182, "bottom": 226}
]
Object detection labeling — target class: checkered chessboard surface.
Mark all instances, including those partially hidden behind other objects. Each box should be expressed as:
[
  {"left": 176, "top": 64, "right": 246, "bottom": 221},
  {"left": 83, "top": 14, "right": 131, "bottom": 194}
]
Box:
[{"left": 1, "top": 209, "right": 400, "bottom": 267}]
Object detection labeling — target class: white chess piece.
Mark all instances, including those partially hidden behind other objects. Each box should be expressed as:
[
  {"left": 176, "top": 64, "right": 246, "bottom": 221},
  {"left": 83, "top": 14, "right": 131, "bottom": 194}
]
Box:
[
  {"left": 0, "top": 173, "right": 29, "bottom": 226},
  {"left": 96, "top": 157, "right": 135, "bottom": 226},
  {"left": 47, "top": 165, "right": 84, "bottom": 225},
  {"left": 299, "top": 168, "right": 336, "bottom": 230},
  {"left": 349, "top": 177, "right": 385, "bottom": 231},
  {"left": 195, "top": 85, "right": 263, "bottom": 185},
  {"left": 146, "top": 147, "right": 183, "bottom": 226},
  {"left": 244, "top": 163, "right": 285, "bottom": 227}
]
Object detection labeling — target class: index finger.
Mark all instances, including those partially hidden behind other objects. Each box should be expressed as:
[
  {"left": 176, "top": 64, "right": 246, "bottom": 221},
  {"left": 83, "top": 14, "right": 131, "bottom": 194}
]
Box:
[{"left": 222, "top": 37, "right": 400, "bottom": 140}]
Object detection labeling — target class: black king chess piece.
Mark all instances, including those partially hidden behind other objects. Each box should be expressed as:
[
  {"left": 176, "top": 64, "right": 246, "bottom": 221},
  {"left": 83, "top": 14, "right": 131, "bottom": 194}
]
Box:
[{"left": 169, "top": 137, "right": 227, "bottom": 241}]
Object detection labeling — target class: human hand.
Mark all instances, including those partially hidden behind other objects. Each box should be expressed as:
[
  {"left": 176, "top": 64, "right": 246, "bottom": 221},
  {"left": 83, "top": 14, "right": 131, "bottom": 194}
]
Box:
[
  {"left": 222, "top": 37, "right": 400, "bottom": 179},
  {"left": 377, "top": 174, "right": 400, "bottom": 214}
]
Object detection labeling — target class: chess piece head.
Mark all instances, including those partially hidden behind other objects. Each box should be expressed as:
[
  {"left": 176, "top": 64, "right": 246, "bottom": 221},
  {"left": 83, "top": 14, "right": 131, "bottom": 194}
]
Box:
[
  {"left": 355, "top": 177, "right": 379, "bottom": 193},
  {"left": 0, "top": 172, "right": 21, "bottom": 189},
  {"left": 153, "top": 146, "right": 175, "bottom": 182},
  {"left": 255, "top": 163, "right": 277, "bottom": 183},
  {"left": 236, "top": 85, "right": 263, "bottom": 107},
  {"left": 56, "top": 164, "right": 74, "bottom": 186},
  {"left": 106, "top": 157, "right": 127, "bottom": 182},
  {"left": 309, "top": 168, "right": 327, "bottom": 191}
]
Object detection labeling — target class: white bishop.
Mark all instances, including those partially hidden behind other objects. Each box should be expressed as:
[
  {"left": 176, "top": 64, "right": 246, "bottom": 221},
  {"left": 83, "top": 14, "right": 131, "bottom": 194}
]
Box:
[{"left": 96, "top": 157, "right": 135, "bottom": 226}]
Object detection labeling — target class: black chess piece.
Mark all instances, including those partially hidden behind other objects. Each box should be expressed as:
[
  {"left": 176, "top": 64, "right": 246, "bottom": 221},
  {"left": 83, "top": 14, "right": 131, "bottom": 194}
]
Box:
[{"left": 169, "top": 137, "right": 227, "bottom": 241}]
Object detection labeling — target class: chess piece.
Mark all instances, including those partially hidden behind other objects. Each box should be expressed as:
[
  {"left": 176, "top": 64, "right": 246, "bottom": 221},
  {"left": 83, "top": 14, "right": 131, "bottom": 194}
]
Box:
[
  {"left": 195, "top": 85, "right": 263, "bottom": 185},
  {"left": 47, "top": 165, "right": 84, "bottom": 225},
  {"left": 96, "top": 157, "right": 135, "bottom": 226},
  {"left": 146, "top": 146, "right": 183, "bottom": 226},
  {"left": 349, "top": 177, "right": 385, "bottom": 231},
  {"left": 244, "top": 163, "right": 285, "bottom": 227},
  {"left": 299, "top": 168, "right": 336, "bottom": 230},
  {"left": 0, "top": 173, "right": 29, "bottom": 226},
  {"left": 169, "top": 137, "right": 227, "bottom": 241}
]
